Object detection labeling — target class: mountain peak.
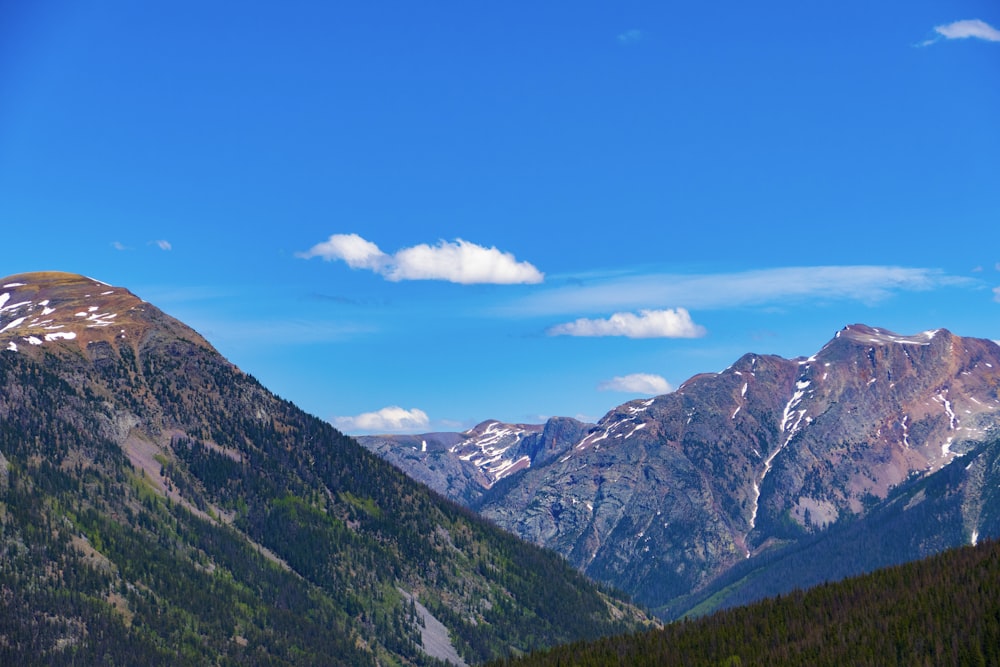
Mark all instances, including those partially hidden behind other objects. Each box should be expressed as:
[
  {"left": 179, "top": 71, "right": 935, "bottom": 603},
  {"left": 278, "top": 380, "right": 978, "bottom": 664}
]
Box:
[{"left": 0, "top": 271, "right": 209, "bottom": 355}]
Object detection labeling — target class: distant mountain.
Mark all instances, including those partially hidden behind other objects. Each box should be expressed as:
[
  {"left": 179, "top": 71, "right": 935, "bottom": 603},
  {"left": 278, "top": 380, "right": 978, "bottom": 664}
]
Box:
[
  {"left": 0, "top": 272, "right": 650, "bottom": 665},
  {"left": 360, "top": 417, "right": 592, "bottom": 506},
  {"left": 358, "top": 323, "right": 1000, "bottom": 618}
]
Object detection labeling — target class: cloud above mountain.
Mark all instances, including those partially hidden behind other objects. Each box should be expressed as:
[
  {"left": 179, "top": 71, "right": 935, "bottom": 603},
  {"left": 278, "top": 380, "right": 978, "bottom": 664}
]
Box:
[
  {"left": 598, "top": 373, "right": 672, "bottom": 394},
  {"left": 333, "top": 406, "right": 430, "bottom": 433},
  {"left": 548, "top": 308, "right": 706, "bottom": 339},
  {"left": 299, "top": 233, "right": 544, "bottom": 285}
]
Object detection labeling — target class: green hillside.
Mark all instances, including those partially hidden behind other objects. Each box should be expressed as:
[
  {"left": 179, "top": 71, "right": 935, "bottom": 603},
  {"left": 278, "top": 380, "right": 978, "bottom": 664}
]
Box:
[{"left": 0, "top": 280, "right": 650, "bottom": 666}]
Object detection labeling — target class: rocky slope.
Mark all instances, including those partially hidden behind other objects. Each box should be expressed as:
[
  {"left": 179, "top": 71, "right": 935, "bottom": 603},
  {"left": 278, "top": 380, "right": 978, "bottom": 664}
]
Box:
[
  {"left": 360, "top": 323, "right": 1000, "bottom": 617},
  {"left": 360, "top": 417, "right": 592, "bottom": 506},
  {"left": 0, "top": 272, "right": 650, "bottom": 664}
]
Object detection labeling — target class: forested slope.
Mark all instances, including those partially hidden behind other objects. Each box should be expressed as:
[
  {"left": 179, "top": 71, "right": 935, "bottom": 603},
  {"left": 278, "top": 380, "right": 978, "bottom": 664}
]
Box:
[
  {"left": 0, "top": 272, "right": 651, "bottom": 665},
  {"left": 490, "top": 538, "right": 1000, "bottom": 667}
]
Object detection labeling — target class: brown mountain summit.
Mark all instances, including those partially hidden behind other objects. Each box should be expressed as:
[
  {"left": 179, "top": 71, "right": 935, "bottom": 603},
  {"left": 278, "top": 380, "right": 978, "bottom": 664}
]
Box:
[{"left": 0, "top": 271, "right": 213, "bottom": 355}]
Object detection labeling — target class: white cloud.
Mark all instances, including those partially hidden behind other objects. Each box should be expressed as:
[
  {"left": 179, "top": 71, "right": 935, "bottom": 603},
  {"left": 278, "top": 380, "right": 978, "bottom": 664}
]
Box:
[
  {"left": 598, "top": 373, "right": 672, "bottom": 395},
  {"left": 548, "top": 308, "right": 706, "bottom": 338},
  {"left": 919, "top": 19, "right": 1000, "bottom": 46},
  {"left": 390, "top": 239, "right": 544, "bottom": 284},
  {"left": 935, "top": 19, "right": 1000, "bottom": 42},
  {"left": 333, "top": 406, "right": 430, "bottom": 433},
  {"left": 299, "top": 234, "right": 543, "bottom": 285},
  {"left": 993, "top": 286, "right": 1000, "bottom": 302},
  {"left": 297, "top": 233, "right": 388, "bottom": 270},
  {"left": 510, "top": 266, "right": 968, "bottom": 317},
  {"left": 154, "top": 240, "right": 172, "bottom": 251},
  {"left": 112, "top": 241, "right": 131, "bottom": 251}
]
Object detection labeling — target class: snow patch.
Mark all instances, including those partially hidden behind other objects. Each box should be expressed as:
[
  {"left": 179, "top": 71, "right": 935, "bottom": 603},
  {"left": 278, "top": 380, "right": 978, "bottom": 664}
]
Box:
[
  {"left": 942, "top": 437, "right": 954, "bottom": 457},
  {"left": 749, "top": 377, "right": 813, "bottom": 539},
  {"left": 574, "top": 400, "right": 651, "bottom": 452},
  {"left": 0, "top": 316, "right": 27, "bottom": 333},
  {"left": 858, "top": 328, "right": 939, "bottom": 346},
  {"left": 934, "top": 392, "right": 958, "bottom": 430}
]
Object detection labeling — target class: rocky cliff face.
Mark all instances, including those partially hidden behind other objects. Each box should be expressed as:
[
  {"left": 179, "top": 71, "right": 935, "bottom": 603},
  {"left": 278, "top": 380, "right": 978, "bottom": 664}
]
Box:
[
  {"left": 751, "top": 326, "right": 1000, "bottom": 538},
  {"left": 360, "top": 323, "right": 1000, "bottom": 616}
]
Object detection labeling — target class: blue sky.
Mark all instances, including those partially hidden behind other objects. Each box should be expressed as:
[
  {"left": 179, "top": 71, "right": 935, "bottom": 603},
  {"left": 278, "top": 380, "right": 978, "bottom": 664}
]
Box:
[{"left": 2, "top": 2, "right": 998, "bottom": 434}]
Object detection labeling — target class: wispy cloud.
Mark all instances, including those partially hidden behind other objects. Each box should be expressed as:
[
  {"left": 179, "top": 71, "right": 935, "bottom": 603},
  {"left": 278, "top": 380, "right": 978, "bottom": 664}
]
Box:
[
  {"left": 298, "top": 233, "right": 544, "bottom": 285},
  {"left": 598, "top": 373, "right": 672, "bottom": 395},
  {"left": 618, "top": 29, "right": 643, "bottom": 45},
  {"left": 549, "top": 308, "right": 706, "bottom": 339},
  {"left": 188, "top": 318, "right": 375, "bottom": 345},
  {"left": 114, "top": 240, "right": 173, "bottom": 252},
  {"left": 918, "top": 19, "right": 1000, "bottom": 46},
  {"left": 333, "top": 406, "right": 430, "bottom": 433},
  {"left": 510, "top": 266, "right": 968, "bottom": 317},
  {"left": 993, "top": 286, "right": 1000, "bottom": 303}
]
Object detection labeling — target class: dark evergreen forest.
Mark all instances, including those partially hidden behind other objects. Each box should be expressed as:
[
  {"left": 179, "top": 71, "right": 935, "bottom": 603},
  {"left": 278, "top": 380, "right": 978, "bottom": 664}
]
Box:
[{"left": 490, "top": 538, "right": 1000, "bottom": 667}]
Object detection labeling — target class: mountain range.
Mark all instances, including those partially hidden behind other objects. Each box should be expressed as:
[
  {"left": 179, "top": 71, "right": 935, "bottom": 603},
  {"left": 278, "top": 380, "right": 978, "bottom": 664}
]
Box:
[
  {"left": 6, "top": 268, "right": 1000, "bottom": 663},
  {"left": 359, "top": 323, "right": 1000, "bottom": 618},
  {"left": 0, "top": 271, "right": 650, "bottom": 665}
]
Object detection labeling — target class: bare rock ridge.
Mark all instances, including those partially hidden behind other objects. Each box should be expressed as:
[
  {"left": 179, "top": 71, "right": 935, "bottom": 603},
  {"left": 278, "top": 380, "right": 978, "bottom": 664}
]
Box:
[{"left": 361, "top": 323, "right": 1000, "bottom": 616}]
